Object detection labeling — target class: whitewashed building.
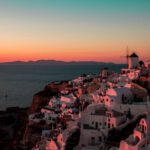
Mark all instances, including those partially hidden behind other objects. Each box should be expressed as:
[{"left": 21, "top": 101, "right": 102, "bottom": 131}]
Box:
[
  {"left": 145, "top": 60, "right": 150, "bottom": 69},
  {"left": 78, "top": 104, "right": 126, "bottom": 148},
  {"left": 128, "top": 53, "right": 139, "bottom": 69},
  {"left": 100, "top": 87, "right": 134, "bottom": 107},
  {"left": 119, "top": 115, "right": 150, "bottom": 150}
]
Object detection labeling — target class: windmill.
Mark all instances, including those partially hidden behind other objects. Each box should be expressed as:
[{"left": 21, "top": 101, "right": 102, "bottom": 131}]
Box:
[{"left": 121, "top": 46, "right": 130, "bottom": 68}]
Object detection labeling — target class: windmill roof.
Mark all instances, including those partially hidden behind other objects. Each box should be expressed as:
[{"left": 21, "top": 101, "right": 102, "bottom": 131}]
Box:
[{"left": 130, "top": 53, "right": 139, "bottom": 58}]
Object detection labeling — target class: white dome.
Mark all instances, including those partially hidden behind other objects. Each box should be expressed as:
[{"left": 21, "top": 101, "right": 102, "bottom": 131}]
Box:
[
  {"left": 106, "top": 88, "right": 118, "bottom": 97},
  {"left": 106, "top": 87, "right": 133, "bottom": 101}
]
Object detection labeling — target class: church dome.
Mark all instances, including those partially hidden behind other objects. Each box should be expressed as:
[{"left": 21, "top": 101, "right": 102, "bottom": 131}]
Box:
[
  {"left": 106, "top": 88, "right": 117, "bottom": 97},
  {"left": 106, "top": 87, "right": 133, "bottom": 98}
]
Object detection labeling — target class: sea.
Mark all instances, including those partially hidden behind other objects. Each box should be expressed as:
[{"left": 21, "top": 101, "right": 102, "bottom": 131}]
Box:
[{"left": 0, "top": 64, "right": 125, "bottom": 110}]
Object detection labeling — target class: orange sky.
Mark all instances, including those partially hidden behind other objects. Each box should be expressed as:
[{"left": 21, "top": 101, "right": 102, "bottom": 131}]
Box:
[
  {"left": 0, "top": 0, "right": 150, "bottom": 63},
  {"left": 1, "top": 37, "right": 149, "bottom": 63}
]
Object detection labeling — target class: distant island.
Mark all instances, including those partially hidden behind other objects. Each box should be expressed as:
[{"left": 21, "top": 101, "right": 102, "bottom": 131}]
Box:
[{"left": 0, "top": 60, "right": 125, "bottom": 66}]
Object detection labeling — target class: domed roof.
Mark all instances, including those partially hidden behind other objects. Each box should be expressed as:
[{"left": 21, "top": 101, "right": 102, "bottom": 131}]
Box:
[
  {"left": 106, "top": 88, "right": 118, "bottom": 97},
  {"left": 106, "top": 87, "right": 133, "bottom": 98}
]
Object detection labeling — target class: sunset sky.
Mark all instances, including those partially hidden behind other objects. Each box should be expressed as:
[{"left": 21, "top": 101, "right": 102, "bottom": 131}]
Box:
[{"left": 0, "top": 0, "right": 150, "bottom": 63}]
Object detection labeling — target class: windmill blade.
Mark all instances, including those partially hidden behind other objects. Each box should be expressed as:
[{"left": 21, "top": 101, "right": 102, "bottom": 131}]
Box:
[{"left": 120, "top": 46, "right": 130, "bottom": 68}]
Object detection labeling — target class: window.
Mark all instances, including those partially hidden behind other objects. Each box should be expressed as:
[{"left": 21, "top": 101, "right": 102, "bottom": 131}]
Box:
[
  {"left": 99, "top": 136, "right": 102, "bottom": 142},
  {"left": 92, "top": 121, "right": 94, "bottom": 124},
  {"left": 99, "top": 122, "right": 102, "bottom": 126},
  {"left": 107, "top": 112, "right": 112, "bottom": 118},
  {"left": 108, "top": 123, "right": 111, "bottom": 128},
  {"left": 91, "top": 137, "right": 95, "bottom": 145},
  {"left": 95, "top": 122, "right": 98, "bottom": 128},
  {"left": 91, "top": 137, "right": 95, "bottom": 140}
]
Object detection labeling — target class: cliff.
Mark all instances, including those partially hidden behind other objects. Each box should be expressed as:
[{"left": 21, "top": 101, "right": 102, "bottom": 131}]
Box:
[
  {"left": 29, "top": 90, "right": 55, "bottom": 114},
  {"left": 22, "top": 81, "right": 70, "bottom": 149},
  {"left": 29, "top": 81, "right": 69, "bottom": 114}
]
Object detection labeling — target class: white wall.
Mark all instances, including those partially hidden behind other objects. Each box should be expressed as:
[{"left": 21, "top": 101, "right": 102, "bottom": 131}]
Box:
[
  {"left": 113, "top": 104, "right": 148, "bottom": 115},
  {"left": 129, "top": 57, "right": 139, "bottom": 69}
]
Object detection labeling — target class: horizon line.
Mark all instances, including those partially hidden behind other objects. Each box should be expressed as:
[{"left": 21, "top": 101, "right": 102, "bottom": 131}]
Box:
[{"left": 0, "top": 59, "right": 126, "bottom": 65}]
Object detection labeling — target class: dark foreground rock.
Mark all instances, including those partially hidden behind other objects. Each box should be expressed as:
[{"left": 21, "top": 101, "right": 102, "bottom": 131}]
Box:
[{"left": 0, "top": 107, "right": 28, "bottom": 150}]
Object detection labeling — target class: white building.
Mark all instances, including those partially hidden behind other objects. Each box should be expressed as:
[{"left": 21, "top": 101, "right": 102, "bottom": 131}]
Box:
[
  {"left": 128, "top": 53, "right": 139, "bottom": 69},
  {"left": 29, "top": 112, "right": 58, "bottom": 125},
  {"left": 48, "top": 97, "right": 61, "bottom": 108},
  {"left": 121, "top": 68, "right": 141, "bottom": 81},
  {"left": 101, "top": 87, "right": 133, "bottom": 106},
  {"left": 127, "top": 70, "right": 141, "bottom": 80},
  {"left": 90, "top": 91, "right": 102, "bottom": 103},
  {"left": 145, "top": 60, "right": 150, "bottom": 69},
  {"left": 78, "top": 104, "right": 126, "bottom": 149},
  {"left": 119, "top": 115, "right": 150, "bottom": 150},
  {"left": 60, "top": 94, "right": 76, "bottom": 103},
  {"left": 72, "top": 77, "right": 84, "bottom": 85}
]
